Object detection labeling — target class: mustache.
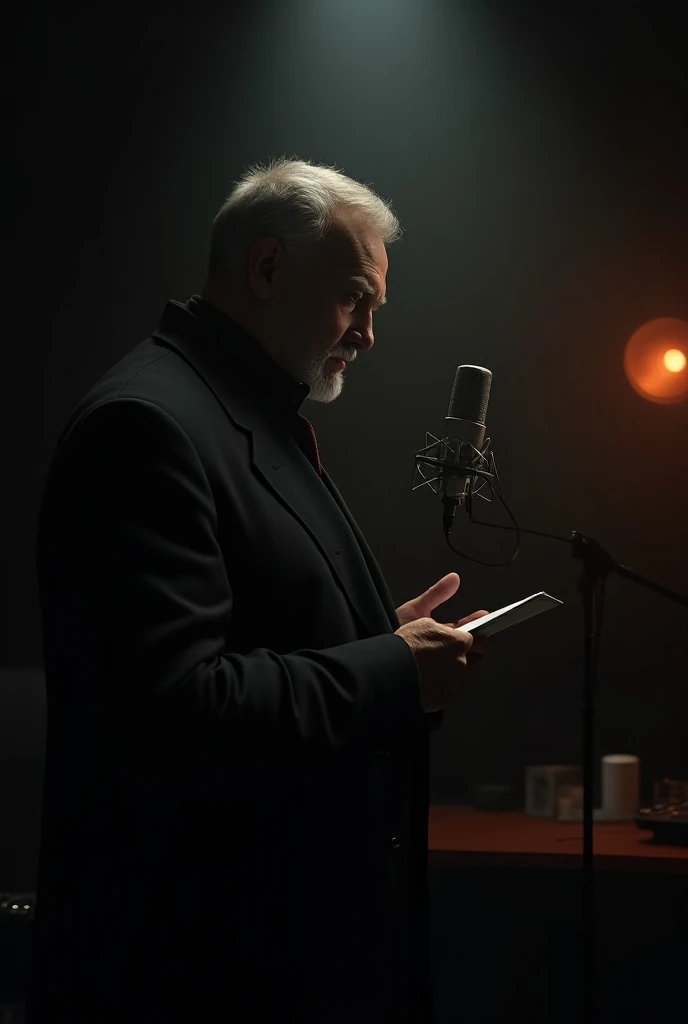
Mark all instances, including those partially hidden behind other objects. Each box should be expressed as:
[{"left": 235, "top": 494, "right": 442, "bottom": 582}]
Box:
[{"left": 328, "top": 347, "right": 357, "bottom": 362}]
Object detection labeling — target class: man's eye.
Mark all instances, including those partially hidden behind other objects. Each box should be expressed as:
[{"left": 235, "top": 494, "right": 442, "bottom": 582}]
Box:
[{"left": 345, "top": 293, "right": 363, "bottom": 306}]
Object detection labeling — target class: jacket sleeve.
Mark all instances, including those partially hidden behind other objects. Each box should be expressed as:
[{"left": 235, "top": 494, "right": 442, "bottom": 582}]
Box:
[{"left": 37, "top": 397, "right": 424, "bottom": 806}]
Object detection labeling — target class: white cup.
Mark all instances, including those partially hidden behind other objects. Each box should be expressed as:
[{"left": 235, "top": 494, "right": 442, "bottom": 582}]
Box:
[{"left": 602, "top": 754, "right": 640, "bottom": 818}]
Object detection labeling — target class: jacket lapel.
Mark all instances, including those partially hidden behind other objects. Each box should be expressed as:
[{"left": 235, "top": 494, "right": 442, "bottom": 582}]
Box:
[
  {"left": 321, "top": 470, "right": 400, "bottom": 631},
  {"left": 248, "top": 428, "right": 395, "bottom": 638}
]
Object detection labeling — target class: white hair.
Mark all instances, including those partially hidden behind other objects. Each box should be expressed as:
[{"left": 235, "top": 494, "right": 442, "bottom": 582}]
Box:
[{"left": 207, "top": 155, "right": 402, "bottom": 277}]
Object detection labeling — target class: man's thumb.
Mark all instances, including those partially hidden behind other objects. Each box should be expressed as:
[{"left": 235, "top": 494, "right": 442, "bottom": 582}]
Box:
[{"left": 419, "top": 572, "right": 461, "bottom": 613}]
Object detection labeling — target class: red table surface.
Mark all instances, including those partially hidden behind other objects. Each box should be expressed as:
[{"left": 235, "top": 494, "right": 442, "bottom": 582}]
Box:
[{"left": 428, "top": 805, "right": 688, "bottom": 873}]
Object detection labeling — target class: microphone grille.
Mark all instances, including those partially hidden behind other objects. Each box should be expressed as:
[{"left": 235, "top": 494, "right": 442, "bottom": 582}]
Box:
[{"left": 447, "top": 365, "right": 492, "bottom": 424}]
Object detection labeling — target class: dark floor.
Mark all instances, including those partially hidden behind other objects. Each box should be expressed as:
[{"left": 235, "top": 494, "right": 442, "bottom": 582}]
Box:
[
  {"left": 429, "top": 861, "right": 688, "bottom": 1024},
  {"left": 2, "top": 865, "right": 687, "bottom": 1023}
]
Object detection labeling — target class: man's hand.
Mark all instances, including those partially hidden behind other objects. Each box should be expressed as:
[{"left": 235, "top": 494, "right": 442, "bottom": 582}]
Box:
[
  {"left": 395, "top": 572, "right": 489, "bottom": 654},
  {"left": 394, "top": 573, "right": 491, "bottom": 713}
]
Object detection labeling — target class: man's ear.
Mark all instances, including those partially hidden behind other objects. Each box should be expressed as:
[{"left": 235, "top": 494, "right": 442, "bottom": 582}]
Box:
[{"left": 248, "top": 236, "right": 283, "bottom": 299}]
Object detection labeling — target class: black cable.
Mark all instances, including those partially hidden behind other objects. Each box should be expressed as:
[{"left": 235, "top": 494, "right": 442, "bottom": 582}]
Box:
[
  {"left": 443, "top": 470, "right": 570, "bottom": 565},
  {"left": 443, "top": 476, "right": 519, "bottom": 566}
]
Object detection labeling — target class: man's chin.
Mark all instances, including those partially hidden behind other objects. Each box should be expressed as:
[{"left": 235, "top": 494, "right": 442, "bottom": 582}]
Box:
[{"left": 306, "top": 369, "right": 344, "bottom": 404}]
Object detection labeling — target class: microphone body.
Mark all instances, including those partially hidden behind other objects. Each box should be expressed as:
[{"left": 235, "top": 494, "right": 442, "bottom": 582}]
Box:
[{"left": 440, "top": 366, "right": 492, "bottom": 525}]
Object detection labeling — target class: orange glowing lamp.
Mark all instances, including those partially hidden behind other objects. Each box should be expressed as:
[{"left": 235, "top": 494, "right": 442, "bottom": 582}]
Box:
[{"left": 624, "top": 318, "right": 688, "bottom": 404}]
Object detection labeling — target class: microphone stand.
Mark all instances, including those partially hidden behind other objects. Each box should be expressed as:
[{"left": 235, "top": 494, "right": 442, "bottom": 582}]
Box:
[
  {"left": 414, "top": 441, "right": 688, "bottom": 1023},
  {"left": 569, "top": 532, "right": 688, "bottom": 1024}
]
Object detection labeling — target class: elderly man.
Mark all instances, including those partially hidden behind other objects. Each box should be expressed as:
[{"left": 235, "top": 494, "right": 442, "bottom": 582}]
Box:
[{"left": 27, "top": 157, "right": 486, "bottom": 1023}]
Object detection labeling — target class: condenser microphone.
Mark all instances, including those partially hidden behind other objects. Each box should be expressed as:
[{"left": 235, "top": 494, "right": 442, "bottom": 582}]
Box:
[
  {"left": 412, "top": 364, "right": 495, "bottom": 536},
  {"left": 440, "top": 365, "right": 492, "bottom": 529}
]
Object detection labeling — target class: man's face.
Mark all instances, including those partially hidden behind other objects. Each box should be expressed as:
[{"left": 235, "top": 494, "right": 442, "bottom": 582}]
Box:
[{"left": 253, "top": 208, "right": 389, "bottom": 403}]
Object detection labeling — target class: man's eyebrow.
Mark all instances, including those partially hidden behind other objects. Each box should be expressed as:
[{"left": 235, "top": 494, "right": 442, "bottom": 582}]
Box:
[{"left": 349, "top": 275, "right": 387, "bottom": 306}]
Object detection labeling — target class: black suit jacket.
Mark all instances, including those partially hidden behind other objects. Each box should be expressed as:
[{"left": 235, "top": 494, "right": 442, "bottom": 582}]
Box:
[{"left": 27, "top": 297, "right": 440, "bottom": 1023}]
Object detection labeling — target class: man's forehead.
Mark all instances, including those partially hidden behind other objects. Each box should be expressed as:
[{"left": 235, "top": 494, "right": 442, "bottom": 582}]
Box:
[{"left": 330, "top": 216, "right": 387, "bottom": 263}]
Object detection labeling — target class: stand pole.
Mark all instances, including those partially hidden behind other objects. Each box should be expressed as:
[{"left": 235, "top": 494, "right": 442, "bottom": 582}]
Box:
[{"left": 578, "top": 559, "right": 602, "bottom": 1024}]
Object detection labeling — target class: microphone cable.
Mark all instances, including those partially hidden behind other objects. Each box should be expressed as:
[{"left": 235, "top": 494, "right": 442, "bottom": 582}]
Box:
[{"left": 443, "top": 463, "right": 572, "bottom": 566}]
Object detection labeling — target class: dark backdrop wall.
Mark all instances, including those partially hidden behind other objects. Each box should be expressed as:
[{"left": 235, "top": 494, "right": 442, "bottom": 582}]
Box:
[{"left": 2, "top": 3, "right": 687, "bottom": 890}]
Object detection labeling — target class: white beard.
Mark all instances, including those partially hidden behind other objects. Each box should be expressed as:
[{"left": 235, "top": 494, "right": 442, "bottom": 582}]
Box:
[
  {"left": 304, "top": 361, "right": 345, "bottom": 403},
  {"left": 298, "top": 343, "right": 353, "bottom": 404}
]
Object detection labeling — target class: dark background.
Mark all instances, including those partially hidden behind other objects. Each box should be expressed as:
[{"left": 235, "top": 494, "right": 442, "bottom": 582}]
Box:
[{"left": 1, "top": 4, "right": 687, "bottom": 1018}]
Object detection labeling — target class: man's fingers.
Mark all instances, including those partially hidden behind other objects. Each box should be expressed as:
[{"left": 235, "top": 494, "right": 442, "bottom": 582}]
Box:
[
  {"left": 440, "top": 610, "right": 489, "bottom": 630},
  {"left": 454, "top": 609, "right": 489, "bottom": 627},
  {"left": 442, "top": 611, "right": 491, "bottom": 656}
]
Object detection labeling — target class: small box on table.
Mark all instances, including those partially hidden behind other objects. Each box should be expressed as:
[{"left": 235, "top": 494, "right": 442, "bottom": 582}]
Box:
[{"left": 525, "top": 765, "right": 582, "bottom": 818}]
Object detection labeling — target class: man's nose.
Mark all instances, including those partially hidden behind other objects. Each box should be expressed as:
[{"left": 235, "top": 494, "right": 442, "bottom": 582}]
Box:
[{"left": 350, "top": 317, "right": 375, "bottom": 352}]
